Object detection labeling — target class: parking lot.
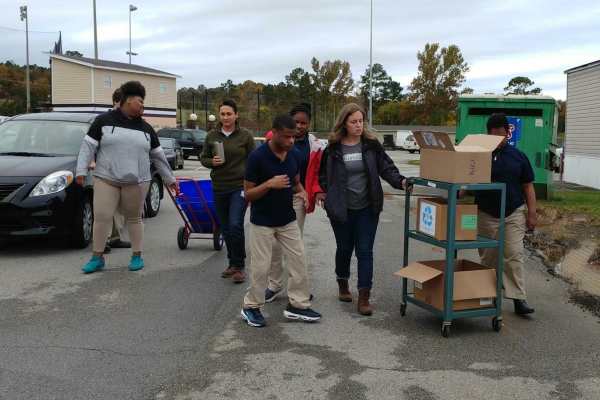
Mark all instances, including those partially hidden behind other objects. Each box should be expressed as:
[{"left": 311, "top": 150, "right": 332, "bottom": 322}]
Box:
[{"left": 1, "top": 150, "right": 600, "bottom": 400}]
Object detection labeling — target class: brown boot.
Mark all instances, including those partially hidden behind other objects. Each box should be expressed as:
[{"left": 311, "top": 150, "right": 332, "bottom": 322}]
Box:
[
  {"left": 221, "top": 266, "right": 236, "bottom": 278},
  {"left": 233, "top": 269, "right": 245, "bottom": 283},
  {"left": 337, "top": 279, "right": 352, "bottom": 302},
  {"left": 358, "top": 289, "right": 372, "bottom": 316}
]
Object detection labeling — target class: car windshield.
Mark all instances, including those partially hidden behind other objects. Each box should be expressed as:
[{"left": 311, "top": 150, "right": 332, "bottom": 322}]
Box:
[
  {"left": 0, "top": 120, "right": 90, "bottom": 156},
  {"left": 159, "top": 138, "right": 173, "bottom": 149},
  {"left": 192, "top": 131, "right": 207, "bottom": 140},
  {"left": 406, "top": 135, "right": 414, "bottom": 141}
]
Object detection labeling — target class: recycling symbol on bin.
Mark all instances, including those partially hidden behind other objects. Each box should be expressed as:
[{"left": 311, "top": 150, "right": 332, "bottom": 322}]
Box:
[{"left": 422, "top": 206, "right": 433, "bottom": 227}]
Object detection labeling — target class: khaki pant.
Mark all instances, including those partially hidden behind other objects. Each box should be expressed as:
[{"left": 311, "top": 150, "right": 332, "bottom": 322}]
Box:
[
  {"left": 108, "top": 205, "right": 124, "bottom": 243},
  {"left": 244, "top": 221, "right": 311, "bottom": 309},
  {"left": 91, "top": 172, "right": 125, "bottom": 244},
  {"left": 93, "top": 177, "right": 149, "bottom": 253},
  {"left": 268, "top": 197, "right": 307, "bottom": 292},
  {"left": 478, "top": 205, "right": 527, "bottom": 300}
]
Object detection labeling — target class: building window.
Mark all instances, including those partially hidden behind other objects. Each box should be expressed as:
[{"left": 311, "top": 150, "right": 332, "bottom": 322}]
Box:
[
  {"left": 160, "top": 81, "right": 167, "bottom": 93},
  {"left": 103, "top": 75, "right": 112, "bottom": 88}
]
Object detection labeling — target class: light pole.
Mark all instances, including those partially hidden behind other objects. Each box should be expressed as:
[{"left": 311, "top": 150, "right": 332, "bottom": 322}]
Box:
[
  {"left": 127, "top": 5, "right": 138, "bottom": 63},
  {"left": 20, "top": 6, "right": 30, "bottom": 111},
  {"left": 93, "top": 0, "right": 98, "bottom": 59},
  {"left": 368, "top": 0, "right": 373, "bottom": 125}
]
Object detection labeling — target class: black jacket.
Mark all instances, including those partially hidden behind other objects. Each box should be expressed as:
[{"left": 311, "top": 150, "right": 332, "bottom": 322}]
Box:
[{"left": 318, "top": 138, "right": 405, "bottom": 222}]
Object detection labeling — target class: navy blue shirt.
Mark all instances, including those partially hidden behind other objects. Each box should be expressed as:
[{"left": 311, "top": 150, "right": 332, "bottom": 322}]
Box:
[
  {"left": 475, "top": 144, "right": 535, "bottom": 218},
  {"left": 245, "top": 141, "right": 301, "bottom": 227},
  {"left": 294, "top": 132, "right": 311, "bottom": 188}
]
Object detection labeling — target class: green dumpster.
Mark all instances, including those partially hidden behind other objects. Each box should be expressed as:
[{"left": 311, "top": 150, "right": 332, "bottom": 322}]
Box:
[{"left": 456, "top": 95, "right": 561, "bottom": 200}]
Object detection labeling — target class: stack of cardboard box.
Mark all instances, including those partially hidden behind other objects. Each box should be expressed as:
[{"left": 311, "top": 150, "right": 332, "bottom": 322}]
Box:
[{"left": 396, "top": 131, "right": 503, "bottom": 312}]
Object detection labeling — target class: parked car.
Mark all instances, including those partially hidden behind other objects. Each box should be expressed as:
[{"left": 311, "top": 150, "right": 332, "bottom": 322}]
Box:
[
  {"left": 159, "top": 137, "right": 184, "bottom": 170},
  {"left": 404, "top": 134, "right": 420, "bottom": 154},
  {"left": 0, "top": 112, "right": 165, "bottom": 248},
  {"left": 157, "top": 128, "right": 207, "bottom": 160}
]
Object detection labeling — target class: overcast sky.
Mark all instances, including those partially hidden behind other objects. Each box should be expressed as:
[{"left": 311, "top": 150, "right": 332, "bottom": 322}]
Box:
[{"left": 1, "top": 0, "right": 599, "bottom": 100}]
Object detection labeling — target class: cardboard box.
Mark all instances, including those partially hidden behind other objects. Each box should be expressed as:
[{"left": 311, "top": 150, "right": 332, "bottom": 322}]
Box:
[
  {"left": 413, "top": 131, "right": 503, "bottom": 184},
  {"left": 416, "top": 198, "right": 478, "bottom": 241},
  {"left": 395, "top": 259, "right": 497, "bottom": 311}
]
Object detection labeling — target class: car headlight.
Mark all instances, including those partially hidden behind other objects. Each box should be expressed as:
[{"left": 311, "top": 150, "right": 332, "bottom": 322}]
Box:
[{"left": 29, "top": 171, "right": 74, "bottom": 197}]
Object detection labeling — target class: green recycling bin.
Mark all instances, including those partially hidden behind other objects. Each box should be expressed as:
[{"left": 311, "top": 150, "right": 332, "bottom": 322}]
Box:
[{"left": 456, "top": 95, "right": 561, "bottom": 200}]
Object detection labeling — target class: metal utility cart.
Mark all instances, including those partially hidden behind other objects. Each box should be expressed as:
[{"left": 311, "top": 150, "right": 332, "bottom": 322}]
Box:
[{"left": 400, "top": 177, "right": 506, "bottom": 337}]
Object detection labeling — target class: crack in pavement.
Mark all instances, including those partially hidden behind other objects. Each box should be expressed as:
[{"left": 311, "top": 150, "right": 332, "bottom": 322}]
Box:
[{"left": 0, "top": 344, "right": 198, "bottom": 357}]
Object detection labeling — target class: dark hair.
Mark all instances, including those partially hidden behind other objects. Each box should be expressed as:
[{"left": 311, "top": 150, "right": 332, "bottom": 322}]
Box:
[
  {"left": 272, "top": 114, "right": 296, "bottom": 131},
  {"left": 487, "top": 113, "right": 509, "bottom": 133},
  {"left": 290, "top": 102, "right": 311, "bottom": 120},
  {"left": 220, "top": 99, "right": 238, "bottom": 114},
  {"left": 119, "top": 81, "right": 145, "bottom": 105},
  {"left": 112, "top": 88, "right": 122, "bottom": 104}
]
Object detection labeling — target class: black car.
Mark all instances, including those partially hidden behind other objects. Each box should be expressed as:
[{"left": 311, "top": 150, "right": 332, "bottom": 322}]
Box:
[
  {"left": 159, "top": 137, "right": 184, "bottom": 170},
  {"left": 0, "top": 112, "right": 165, "bottom": 248},
  {"left": 157, "top": 128, "right": 207, "bottom": 160}
]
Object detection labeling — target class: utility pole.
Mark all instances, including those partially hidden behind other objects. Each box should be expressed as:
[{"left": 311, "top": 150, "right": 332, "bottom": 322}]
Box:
[
  {"left": 205, "top": 89, "right": 208, "bottom": 130},
  {"left": 368, "top": 0, "right": 373, "bottom": 125},
  {"left": 192, "top": 92, "right": 195, "bottom": 114},
  {"left": 257, "top": 89, "right": 260, "bottom": 133},
  {"left": 20, "top": 6, "right": 30, "bottom": 111},
  {"left": 93, "top": 0, "right": 98, "bottom": 59}
]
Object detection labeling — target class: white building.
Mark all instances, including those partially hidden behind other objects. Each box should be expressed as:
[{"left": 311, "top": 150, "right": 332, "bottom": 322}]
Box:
[{"left": 564, "top": 61, "right": 600, "bottom": 189}]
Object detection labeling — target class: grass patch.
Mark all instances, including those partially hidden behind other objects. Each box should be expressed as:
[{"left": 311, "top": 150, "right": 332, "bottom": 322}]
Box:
[
  {"left": 408, "top": 160, "right": 420, "bottom": 166},
  {"left": 538, "top": 191, "right": 600, "bottom": 221}
]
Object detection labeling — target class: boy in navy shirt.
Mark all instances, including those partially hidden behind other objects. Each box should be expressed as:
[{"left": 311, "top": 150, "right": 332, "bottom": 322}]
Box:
[
  {"left": 473, "top": 113, "right": 537, "bottom": 315},
  {"left": 241, "top": 114, "right": 322, "bottom": 327}
]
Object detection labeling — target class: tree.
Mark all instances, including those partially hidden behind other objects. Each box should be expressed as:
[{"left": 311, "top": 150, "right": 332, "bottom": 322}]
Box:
[
  {"left": 503, "top": 77, "right": 542, "bottom": 95},
  {"left": 359, "top": 63, "right": 403, "bottom": 116},
  {"left": 557, "top": 100, "right": 566, "bottom": 133},
  {"left": 407, "top": 43, "right": 469, "bottom": 125},
  {"left": 373, "top": 101, "right": 404, "bottom": 125},
  {"left": 65, "top": 50, "right": 83, "bottom": 57},
  {"left": 285, "top": 67, "right": 314, "bottom": 101},
  {"left": 461, "top": 87, "right": 474, "bottom": 94}
]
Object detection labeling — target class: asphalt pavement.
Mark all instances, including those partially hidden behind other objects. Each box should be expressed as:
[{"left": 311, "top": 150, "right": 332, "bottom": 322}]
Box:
[{"left": 1, "top": 150, "right": 599, "bottom": 400}]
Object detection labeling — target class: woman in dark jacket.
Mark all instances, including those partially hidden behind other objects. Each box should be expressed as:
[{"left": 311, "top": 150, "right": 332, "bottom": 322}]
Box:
[{"left": 317, "top": 103, "right": 410, "bottom": 315}]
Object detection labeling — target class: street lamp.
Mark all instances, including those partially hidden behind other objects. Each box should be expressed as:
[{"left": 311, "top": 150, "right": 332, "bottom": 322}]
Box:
[
  {"left": 20, "top": 5, "right": 30, "bottom": 111},
  {"left": 127, "top": 5, "right": 138, "bottom": 63}
]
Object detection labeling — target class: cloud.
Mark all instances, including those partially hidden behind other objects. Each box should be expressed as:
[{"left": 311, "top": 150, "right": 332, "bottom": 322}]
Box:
[{"left": 1, "top": 0, "right": 599, "bottom": 102}]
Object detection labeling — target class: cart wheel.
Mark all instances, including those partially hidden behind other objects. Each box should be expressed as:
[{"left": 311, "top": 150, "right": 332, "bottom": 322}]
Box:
[
  {"left": 177, "top": 227, "right": 188, "bottom": 249},
  {"left": 400, "top": 303, "right": 407, "bottom": 317},
  {"left": 213, "top": 228, "right": 223, "bottom": 251},
  {"left": 492, "top": 316, "right": 502, "bottom": 332},
  {"left": 441, "top": 324, "right": 451, "bottom": 338}
]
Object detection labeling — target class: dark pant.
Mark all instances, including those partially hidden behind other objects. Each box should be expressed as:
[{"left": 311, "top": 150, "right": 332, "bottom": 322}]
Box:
[
  {"left": 330, "top": 206, "right": 380, "bottom": 291},
  {"left": 213, "top": 187, "right": 247, "bottom": 269}
]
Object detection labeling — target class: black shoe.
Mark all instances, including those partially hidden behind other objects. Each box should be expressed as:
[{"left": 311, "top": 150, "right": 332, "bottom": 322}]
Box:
[
  {"left": 514, "top": 299, "right": 535, "bottom": 315},
  {"left": 109, "top": 239, "right": 131, "bottom": 249},
  {"left": 104, "top": 242, "right": 111, "bottom": 254}
]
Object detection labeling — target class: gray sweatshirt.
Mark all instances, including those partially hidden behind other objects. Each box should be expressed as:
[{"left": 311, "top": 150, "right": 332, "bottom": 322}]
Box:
[{"left": 76, "top": 109, "right": 175, "bottom": 186}]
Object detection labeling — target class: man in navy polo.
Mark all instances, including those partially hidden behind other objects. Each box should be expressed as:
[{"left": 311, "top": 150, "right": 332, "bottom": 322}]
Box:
[
  {"left": 474, "top": 113, "right": 537, "bottom": 315},
  {"left": 240, "top": 114, "right": 322, "bottom": 327}
]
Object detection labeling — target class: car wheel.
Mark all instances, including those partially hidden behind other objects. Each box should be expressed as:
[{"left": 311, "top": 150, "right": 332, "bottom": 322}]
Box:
[
  {"left": 409, "top": 150, "right": 415, "bottom": 154},
  {"left": 183, "top": 155, "right": 189, "bottom": 160},
  {"left": 145, "top": 177, "right": 161, "bottom": 218},
  {"left": 178, "top": 158, "right": 184, "bottom": 169},
  {"left": 171, "top": 158, "right": 177, "bottom": 170},
  {"left": 68, "top": 195, "right": 93, "bottom": 248},
  {"left": 197, "top": 150, "right": 202, "bottom": 161}
]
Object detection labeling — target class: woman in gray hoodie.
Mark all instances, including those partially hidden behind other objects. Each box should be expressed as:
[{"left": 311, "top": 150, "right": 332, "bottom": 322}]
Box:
[{"left": 75, "top": 81, "right": 176, "bottom": 273}]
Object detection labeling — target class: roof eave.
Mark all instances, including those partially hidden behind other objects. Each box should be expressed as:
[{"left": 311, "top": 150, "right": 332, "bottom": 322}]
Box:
[{"left": 44, "top": 52, "right": 182, "bottom": 79}]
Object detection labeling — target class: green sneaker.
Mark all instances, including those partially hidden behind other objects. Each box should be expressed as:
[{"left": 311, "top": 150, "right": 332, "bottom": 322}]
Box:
[
  {"left": 82, "top": 255, "right": 105, "bottom": 273},
  {"left": 130, "top": 255, "right": 144, "bottom": 271}
]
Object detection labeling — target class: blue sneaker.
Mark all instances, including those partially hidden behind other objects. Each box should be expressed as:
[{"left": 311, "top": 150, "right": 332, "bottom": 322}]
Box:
[
  {"left": 129, "top": 255, "right": 144, "bottom": 271},
  {"left": 82, "top": 255, "right": 105, "bottom": 273},
  {"left": 265, "top": 288, "right": 282, "bottom": 303},
  {"left": 283, "top": 303, "right": 322, "bottom": 322},
  {"left": 241, "top": 308, "right": 266, "bottom": 327}
]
